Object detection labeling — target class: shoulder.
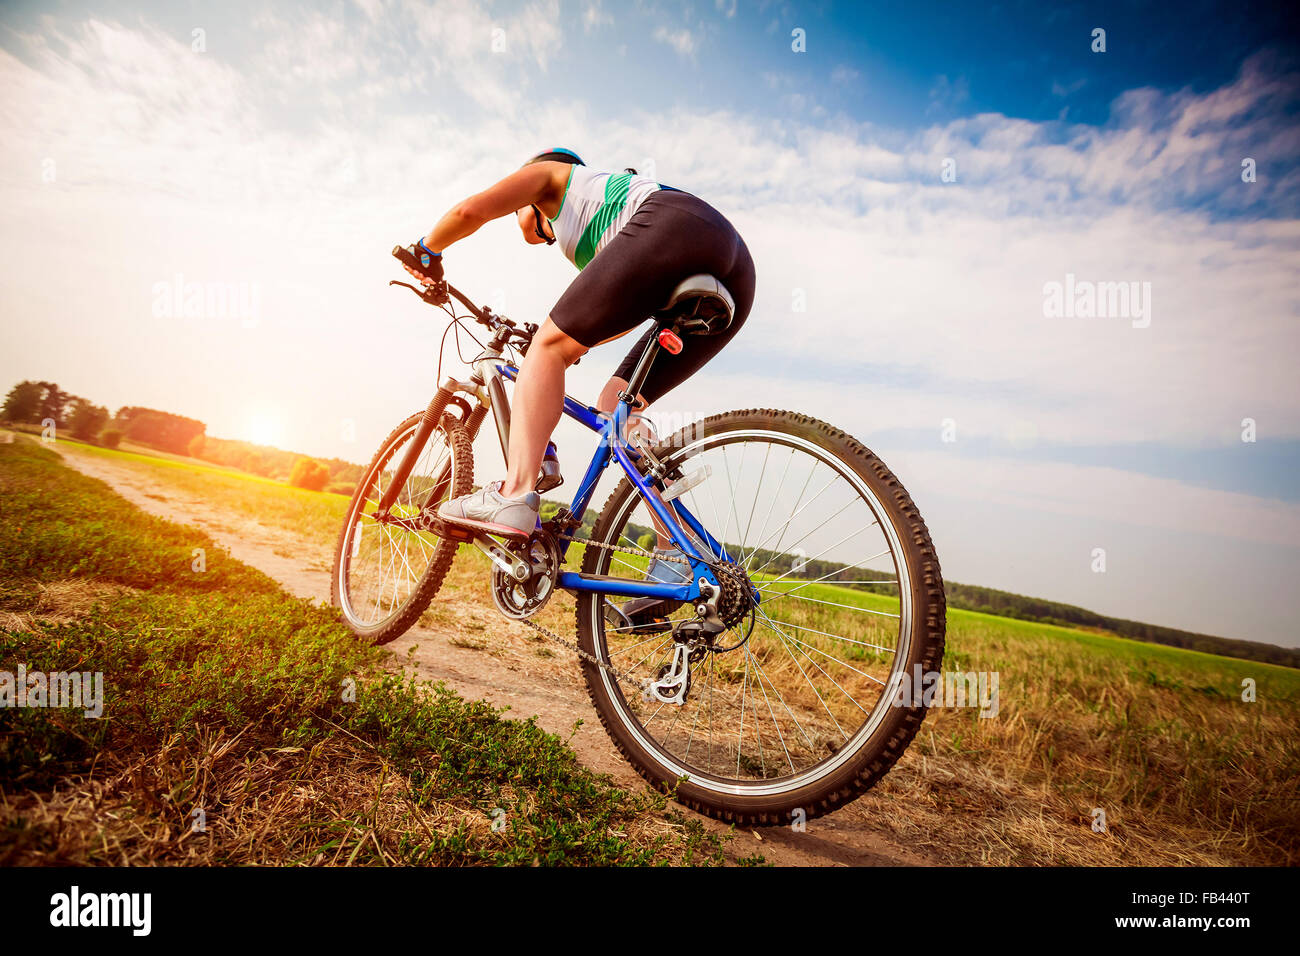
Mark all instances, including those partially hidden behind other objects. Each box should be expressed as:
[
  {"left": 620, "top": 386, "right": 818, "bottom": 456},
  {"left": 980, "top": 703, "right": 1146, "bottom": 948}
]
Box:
[{"left": 546, "top": 161, "right": 589, "bottom": 195}]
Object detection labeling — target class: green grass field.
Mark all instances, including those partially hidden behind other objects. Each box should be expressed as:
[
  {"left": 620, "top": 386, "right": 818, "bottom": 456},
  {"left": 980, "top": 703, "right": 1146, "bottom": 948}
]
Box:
[
  {"left": 0, "top": 437, "right": 729, "bottom": 865},
  {"left": 23, "top": 435, "right": 1300, "bottom": 865},
  {"left": 62, "top": 438, "right": 352, "bottom": 550}
]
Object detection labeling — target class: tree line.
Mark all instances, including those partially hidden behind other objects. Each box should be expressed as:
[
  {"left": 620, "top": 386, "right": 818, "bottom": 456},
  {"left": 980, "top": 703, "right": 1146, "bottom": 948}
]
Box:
[
  {"left": 187, "top": 432, "right": 362, "bottom": 493},
  {"left": 943, "top": 580, "right": 1300, "bottom": 668},
  {"left": 715, "top": 540, "right": 1300, "bottom": 670},
  {"left": 2, "top": 380, "right": 123, "bottom": 447},
  {"left": 2, "top": 379, "right": 362, "bottom": 495},
  {"left": 3, "top": 380, "right": 207, "bottom": 454}
]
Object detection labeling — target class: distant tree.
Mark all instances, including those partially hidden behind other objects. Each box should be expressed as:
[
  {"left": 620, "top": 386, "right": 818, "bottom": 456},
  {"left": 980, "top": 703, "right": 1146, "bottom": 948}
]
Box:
[
  {"left": 1, "top": 381, "right": 44, "bottom": 423},
  {"left": 37, "top": 382, "right": 71, "bottom": 427},
  {"left": 242, "top": 450, "right": 268, "bottom": 476},
  {"left": 324, "top": 459, "right": 365, "bottom": 484},
  {"left": 67, "top": 398, "right": 109, "bottom": 440},
  {"left": 187, "top": 434, "right": 206, "bottom": 459},
  {"left": 288, "top": 457, "right": 330, "bottom": 491},
  {"left": 637, "top": 532, "right": 655, "bottom": 551},
  {"left": 325, "top": 481, "right": 356, "bottom": 497},
  {"left": 114, "top": 406, "right": 206, "bottom": 455},
  {"left": 99, "top": 427, "right": 123, "bottom": 449}
]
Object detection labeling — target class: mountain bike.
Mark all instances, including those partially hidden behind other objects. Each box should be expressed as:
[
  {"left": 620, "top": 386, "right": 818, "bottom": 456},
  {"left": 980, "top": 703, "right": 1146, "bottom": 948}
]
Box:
[{"left": 329, "top": 246, "right": 946, "bottom": 825}]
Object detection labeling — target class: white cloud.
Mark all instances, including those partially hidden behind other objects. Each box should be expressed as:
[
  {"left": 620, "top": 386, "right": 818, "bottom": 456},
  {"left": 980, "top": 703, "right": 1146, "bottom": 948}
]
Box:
[
  {"left": 1051, "top": 77, "right": 1086, "bottom": 98},
  {"left": 927, "top": 73, "right": 970, "bottom": 114},
  {"left": 1, "top": 9, "right": 1297, "bottom": 643},
  {"left": 653, "top": 26, "right": 698, "bottom": 58},
  {"left": 583, "top": 0, "right": 612, "bottom": 32}
]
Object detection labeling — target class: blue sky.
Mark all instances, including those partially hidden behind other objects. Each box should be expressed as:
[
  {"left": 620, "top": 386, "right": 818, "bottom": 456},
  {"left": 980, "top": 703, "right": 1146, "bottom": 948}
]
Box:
[{"left": 1, "top": 0, "right": 1297, "bottom": 645}]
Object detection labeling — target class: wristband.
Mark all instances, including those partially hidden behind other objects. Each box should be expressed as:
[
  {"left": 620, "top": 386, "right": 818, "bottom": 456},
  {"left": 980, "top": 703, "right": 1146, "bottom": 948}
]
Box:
[{"left": 417, "top": 238, "right": 441, "bottom": 258}]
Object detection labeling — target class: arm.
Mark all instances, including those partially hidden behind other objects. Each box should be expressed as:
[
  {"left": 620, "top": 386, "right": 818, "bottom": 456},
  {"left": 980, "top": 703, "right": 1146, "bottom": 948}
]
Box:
[{"left": 422, "top": 162, "right": 563, "bottom": 252}]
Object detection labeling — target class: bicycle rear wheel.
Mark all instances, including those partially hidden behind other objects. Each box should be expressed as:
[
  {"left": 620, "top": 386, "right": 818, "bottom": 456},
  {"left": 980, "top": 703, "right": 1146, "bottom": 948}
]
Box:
[
  {"left": 577, "top": 409, "right": 945, "bottom": 824},
  {"left": 331, "top": 412, "right": 472, "bottom": 644}
]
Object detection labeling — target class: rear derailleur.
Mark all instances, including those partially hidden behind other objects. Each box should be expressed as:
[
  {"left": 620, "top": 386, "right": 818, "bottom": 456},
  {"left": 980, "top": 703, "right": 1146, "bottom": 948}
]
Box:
[
  {"left": 646, "top": 639, "right": 710, "bottom": 706},
  {"left": 642, "top": 578, "right": 737, "bottom": 705}
]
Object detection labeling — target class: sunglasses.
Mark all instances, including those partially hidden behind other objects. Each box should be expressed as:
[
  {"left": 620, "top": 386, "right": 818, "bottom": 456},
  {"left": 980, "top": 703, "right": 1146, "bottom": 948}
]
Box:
[{"left": 529, "top": 204, "right": 554, "bottom": 245}]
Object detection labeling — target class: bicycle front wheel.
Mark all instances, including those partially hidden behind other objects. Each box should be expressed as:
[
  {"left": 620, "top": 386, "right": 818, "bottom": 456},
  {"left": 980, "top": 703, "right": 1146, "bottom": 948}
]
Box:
[
  {"left": 577, "top": 409, "right": 945, "bottom": 825},
  {"left": 331, "top": 411, "right": 472, "bottom": 644}
]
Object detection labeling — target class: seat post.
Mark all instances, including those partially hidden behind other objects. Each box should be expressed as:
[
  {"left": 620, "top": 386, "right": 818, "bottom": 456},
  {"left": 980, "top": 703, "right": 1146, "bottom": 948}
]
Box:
[{"left": 618, "top": 330, "right": 663, "bottom": 408}]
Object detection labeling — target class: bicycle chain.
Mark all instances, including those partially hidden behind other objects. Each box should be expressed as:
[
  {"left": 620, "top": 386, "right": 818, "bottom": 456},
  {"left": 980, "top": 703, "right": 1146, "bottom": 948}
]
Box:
[
  {"left": 556, "top": 532, "right": 693, "bottom": 565},
  {"left": 512, "top": 532, "right": 692, "bottom": 691}
]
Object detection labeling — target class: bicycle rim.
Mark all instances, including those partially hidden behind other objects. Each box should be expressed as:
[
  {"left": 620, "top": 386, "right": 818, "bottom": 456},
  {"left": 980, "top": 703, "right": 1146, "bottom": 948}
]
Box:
[
  {"left": 336, "top": 421, "right": 461, "bottom": 633},
  {"left": 587, "top": 426, "right": 916, "bottom": 797}
]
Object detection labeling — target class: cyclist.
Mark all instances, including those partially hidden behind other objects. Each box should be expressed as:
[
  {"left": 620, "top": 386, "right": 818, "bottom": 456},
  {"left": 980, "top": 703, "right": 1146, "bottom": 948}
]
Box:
[{"left": 399, "top": 147, "right": 755, "bottom": 585}]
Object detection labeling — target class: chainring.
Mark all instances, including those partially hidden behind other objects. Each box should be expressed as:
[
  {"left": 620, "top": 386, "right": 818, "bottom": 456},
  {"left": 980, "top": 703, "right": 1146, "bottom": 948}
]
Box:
[{"left": 490, "top": 530, "right": 561, "bottom": 620}]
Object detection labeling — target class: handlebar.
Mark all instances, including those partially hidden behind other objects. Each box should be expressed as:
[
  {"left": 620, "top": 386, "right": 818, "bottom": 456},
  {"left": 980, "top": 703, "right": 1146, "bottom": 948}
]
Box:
[{"left": 389, "top": 245, "right": 538, "bottom": 349}]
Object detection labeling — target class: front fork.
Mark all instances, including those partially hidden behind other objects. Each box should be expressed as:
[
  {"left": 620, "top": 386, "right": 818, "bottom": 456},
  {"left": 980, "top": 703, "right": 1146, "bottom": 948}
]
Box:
[
  {"left": 374, "top": 386, "right": 454, "bottom": 515},
  {"left": 374, "top": 368, "right": 493, "bottom": 518}
]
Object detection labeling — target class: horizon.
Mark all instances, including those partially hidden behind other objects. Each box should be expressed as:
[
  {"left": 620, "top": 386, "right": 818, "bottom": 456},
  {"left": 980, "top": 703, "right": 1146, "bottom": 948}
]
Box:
[
  {"left": 6, "top": 379, "right": 1294, "bottom": 661},
  {"left": 2, "top": 0, "right": 1298, "bottom": 646}
]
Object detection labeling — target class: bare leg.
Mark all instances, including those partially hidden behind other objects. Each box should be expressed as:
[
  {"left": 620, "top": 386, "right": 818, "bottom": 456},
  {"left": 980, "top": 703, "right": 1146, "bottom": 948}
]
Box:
[
  {"left": 596, "top": 377, "right": 676, "bottom": 550},
  {"left": 596, "top": 376, "right": 646, "bottom": 416},
  {"left": 499, "top": 318, "right": 587, "bottom": 499}
]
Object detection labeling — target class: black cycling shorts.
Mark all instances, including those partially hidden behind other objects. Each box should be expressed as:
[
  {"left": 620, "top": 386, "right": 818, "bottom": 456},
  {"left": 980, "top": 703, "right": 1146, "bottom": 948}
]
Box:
[{"left": 549, "top": 188, "right": 756, "bottom": 406}]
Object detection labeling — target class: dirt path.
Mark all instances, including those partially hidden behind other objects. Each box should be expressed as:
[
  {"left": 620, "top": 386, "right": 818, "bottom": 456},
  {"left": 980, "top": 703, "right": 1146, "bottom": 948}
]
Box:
[{"left": 56, "top": 444, "right": 933, "bottom": 867}]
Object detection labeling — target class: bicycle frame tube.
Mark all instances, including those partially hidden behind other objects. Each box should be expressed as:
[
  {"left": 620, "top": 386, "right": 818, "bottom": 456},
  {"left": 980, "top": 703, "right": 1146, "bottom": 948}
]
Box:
[
  {"left": 495, "top": 363, "right": 728, "bottom": 600},
  {"left": 380, "top": 280, "right": 730, "bottom": 603}
]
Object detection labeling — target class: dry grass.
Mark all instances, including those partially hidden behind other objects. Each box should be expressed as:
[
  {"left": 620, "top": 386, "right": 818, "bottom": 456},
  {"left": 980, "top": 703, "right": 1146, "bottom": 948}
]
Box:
[
  {"left": 0, "top": 722, "right": 711, "bottom": 867},
  {"left": 0, "top": 579, "right": 137, "bottom": 632},
  {"left": 850, "top": 614, "right": 1300, "bottom": 865},
  {"left": 47, "top": 437, "right": 1300, "bottom": 865}
]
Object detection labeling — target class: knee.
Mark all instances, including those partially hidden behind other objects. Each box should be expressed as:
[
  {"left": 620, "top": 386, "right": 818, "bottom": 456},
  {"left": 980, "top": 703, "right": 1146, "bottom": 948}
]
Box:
[
  {"left": 536, "top": 319, "right": 588, "bottom": 367},
  {"left": 596, "top": 378, "right": 622, "bottom": 413},
  {"left": 597, "top": 377, "right": 647, "bottom": 414}
]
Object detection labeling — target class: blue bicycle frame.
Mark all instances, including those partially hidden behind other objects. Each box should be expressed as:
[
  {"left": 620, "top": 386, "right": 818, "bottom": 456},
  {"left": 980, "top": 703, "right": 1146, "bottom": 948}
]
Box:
[{"left": 496, "top": 363, "right": 735, "bottom": 605}]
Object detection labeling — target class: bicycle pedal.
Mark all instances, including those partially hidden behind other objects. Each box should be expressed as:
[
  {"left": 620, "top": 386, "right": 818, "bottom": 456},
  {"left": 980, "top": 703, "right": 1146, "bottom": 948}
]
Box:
[
  {"left": 535, "top": 473, "right": 564, "bottom": 493},
  {"left": 426, "top": 515, "right": 475, "bottom": 541}
]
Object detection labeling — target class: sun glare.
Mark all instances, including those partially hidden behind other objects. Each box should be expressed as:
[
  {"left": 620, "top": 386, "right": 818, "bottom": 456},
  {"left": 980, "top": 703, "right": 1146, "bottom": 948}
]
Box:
[{"left": 245, "top": 412, "right": 282, "bottom": 448}]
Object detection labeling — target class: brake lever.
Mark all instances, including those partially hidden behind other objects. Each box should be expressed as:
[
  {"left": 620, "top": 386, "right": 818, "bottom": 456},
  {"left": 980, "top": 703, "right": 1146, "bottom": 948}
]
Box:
[{"left": 388, "top": 279, "right": 448, "bottom": 306}]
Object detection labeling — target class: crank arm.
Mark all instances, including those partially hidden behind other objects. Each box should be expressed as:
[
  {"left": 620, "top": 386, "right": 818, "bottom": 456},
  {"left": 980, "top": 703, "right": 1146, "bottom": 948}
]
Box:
[{"left": 472, "top": 535, "right": 530, "bottom": 581}]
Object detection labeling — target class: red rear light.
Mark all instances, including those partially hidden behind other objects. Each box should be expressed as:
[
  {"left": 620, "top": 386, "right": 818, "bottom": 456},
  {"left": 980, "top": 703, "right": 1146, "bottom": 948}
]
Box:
[{"left": 658, "top": 328, "right": 683, "bottom": 354}]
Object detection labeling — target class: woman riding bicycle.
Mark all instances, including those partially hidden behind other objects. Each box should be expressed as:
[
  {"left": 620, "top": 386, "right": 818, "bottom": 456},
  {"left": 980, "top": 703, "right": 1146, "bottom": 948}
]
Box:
[
  {"left": 346, "top": 150, "right": 942, "bottom": 824},
  {"left": 401, "top": 147, "right": 756, "bottom": 570}
]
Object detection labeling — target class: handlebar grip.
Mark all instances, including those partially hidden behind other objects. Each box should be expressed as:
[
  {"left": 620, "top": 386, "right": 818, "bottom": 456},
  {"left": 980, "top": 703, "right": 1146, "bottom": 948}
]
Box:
[
  {"left": 392, "top": 245, "right": 450, "bottom": 306},
  {"left": 392, "top": 244, "right": 423, "bottom": 271}
]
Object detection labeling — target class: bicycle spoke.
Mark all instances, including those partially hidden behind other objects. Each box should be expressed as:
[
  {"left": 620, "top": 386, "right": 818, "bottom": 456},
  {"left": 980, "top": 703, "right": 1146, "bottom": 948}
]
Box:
[
  {"left": 758, "top": 610, "right": 874, "bottom": 723},
  {"left": 592, "top": 424, "right": 916, "bottom": 793},
  {"left": 338, "top": 424, "right": 461, "bottom": 632}
]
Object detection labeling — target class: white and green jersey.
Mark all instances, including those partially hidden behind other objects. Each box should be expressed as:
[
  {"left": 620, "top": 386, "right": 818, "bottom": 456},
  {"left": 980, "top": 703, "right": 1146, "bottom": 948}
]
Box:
[{"left": 548, "top": 165, "right": 665, "bottom": 270}]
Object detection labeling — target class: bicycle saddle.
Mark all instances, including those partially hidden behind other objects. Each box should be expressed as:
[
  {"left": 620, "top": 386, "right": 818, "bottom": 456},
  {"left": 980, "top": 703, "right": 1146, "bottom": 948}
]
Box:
[{"left": 656, "top": 274, "right": 735, "bottom": 336}]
